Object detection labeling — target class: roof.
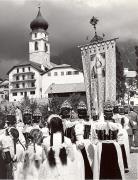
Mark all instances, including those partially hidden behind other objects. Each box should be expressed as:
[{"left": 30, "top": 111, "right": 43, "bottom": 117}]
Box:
[
  {"left": 30, "top": 7, "right": 48, "bottom": 31},
  {"left": 42, "top": 63, "right": 83, "bottom": 75},
  {"left": 7, "top": 60, "right": 82, "bottom": 76},
  {"left": 0, "top": 80, "right": 9, "bottom": 86},
  {"left": 45, "top": 83, "right": 85, "bottom": 94},
  {"left": 7, "top": 61, "right": 46, "bottom": 75}
]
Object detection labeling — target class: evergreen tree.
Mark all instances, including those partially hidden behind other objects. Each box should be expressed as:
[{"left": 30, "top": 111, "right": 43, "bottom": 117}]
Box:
[{"left": 116, "top": 47, "right": 126, "bottom": 100}]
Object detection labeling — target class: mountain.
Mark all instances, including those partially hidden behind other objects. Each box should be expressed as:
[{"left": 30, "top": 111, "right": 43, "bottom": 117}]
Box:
[
  {"left": 117, "top": 39, "right": 138, "bottom": 70},
  {"left": 51, "top": 39, "right": 138, "bottom": 71}
]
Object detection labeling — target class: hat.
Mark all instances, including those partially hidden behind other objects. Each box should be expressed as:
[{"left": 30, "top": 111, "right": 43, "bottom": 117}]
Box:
[
  {"left": 104, "top": 100, "right": 114, "bottom": 112},
  {"left": 23, "top": 106, "right": 32, "bottom": 115},
  {"left": 77, "top": 101, "right": 87, "bottom": 110},
  {"left": 33, "top": 108, "right": 42, "bottom": 117},
  {"left": 119, "top": 106, "right": 125, "bottom": 114},
  {"left": 60, "top": 100, "right": 72, "bottom": 109}
]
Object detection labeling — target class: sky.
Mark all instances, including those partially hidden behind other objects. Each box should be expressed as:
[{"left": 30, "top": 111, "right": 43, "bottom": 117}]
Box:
[{"left": 0, "top": 0, "right": 138, "bottom": 78}]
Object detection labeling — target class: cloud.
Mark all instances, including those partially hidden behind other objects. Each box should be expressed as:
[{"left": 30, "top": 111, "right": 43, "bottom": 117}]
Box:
[
  {"left": 0, "top": 58, "right": 20, "bottom": 78},
  {"left": 5, "top": 0, "right": 27, "bottom": 5},
  {"left": 0, "top": 0, "right": 138, "bottom": 77}
]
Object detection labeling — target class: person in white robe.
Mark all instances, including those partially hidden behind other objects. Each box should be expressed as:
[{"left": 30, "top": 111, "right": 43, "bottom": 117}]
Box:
[
  {"left": 40, "top": 114, "right": 83, "bottom": 180},
  {"left": 8, "top": 127, "right": 25, "bottom": 180},
  {"left": 22, "top": 106, "right": 33, "bottom": 148},
  {"left": 15, "top": 128, "right": 43, "bottom": 180},
  {"left": 0, "top": 113, "right": 12, "bottom": 179},
  {"left": 117, "top": 106, "right": 131, "bottom": 172},
  {"left": 91, "top": 100, "right": 125, "bottom": 180}
]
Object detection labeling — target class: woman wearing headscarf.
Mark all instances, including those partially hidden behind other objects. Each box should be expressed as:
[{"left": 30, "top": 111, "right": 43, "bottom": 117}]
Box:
[{"left": 40, "top": 114, "right": 82, "bottom": 180}]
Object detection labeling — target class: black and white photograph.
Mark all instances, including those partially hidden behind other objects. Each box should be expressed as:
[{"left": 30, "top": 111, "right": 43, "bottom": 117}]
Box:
[{"left": 0, "top": 0, "right": 138, "bottom": 179}]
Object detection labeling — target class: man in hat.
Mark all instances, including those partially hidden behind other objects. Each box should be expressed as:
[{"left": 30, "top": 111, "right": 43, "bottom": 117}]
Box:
[
  {"left": 6, "top": 107, "right": 17, "bottom": 129},
  {"left": 22, "top": 106, "right": 33, "bottom": 147},
  {"left": 60, "top": 100, "right": 76, "bottom": 142},
  {"left": 77, "top": 101, "right": 91, "bottom": 139},
  {"left": 60, "top": 100, "right": 72, "bottom": 119},
  {"left": 75, "top": 101, "right": 93, "bottom": 179}
]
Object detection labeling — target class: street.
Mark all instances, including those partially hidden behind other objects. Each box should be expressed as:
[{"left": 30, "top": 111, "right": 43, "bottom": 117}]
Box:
[{"left": 125, "top": 147, "right": 138, "bottom": 180}]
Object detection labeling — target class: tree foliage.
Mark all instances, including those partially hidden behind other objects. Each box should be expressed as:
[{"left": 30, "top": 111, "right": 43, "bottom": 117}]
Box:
[
  {"left": 49, "top": 95, "right": 64, "bottom": 115},
  {"left": 116, "top": 47, "right": 126, "bottom": 100},
  {"left": 20, "top": 96, "right": 38, "bottom": 114}
]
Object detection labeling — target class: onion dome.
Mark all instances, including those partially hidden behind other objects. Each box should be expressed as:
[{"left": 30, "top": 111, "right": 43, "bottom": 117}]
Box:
[
  {"left": 61, "top": 100, "right": 72, "bottom": 110},
  {"left": 77, "top": 101, "right": 87, "bottom": 110},
  {"left": 23, "top": 106, "right": 32, "bottom": 115},
  {"left": 30, "top": 7, "right": 48, "bottom": 31},
  {"left": 33, "top": 108, "right": 42, "bottom": 117}
]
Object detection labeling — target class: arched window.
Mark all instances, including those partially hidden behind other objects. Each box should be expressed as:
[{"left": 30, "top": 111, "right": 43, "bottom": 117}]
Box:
[{"left": 35, "top": 41, "right": 38, "bottom": 51}]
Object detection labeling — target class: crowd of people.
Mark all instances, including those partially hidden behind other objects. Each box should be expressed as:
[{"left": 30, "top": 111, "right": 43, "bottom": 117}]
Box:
[{"left": 0, "top": 99, "right": 138, "bottom": 180}]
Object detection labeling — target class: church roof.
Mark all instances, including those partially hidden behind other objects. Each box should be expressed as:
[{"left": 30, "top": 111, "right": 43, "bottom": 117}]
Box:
[
  {"left": 30, "top": 7, "right": 48, "bottom": 31},
  {"left": 45, "top": 83, "right": 85, "bottom": 94},
  {"left": 42, "top": 63, "right": 82, "bottom": 75}
]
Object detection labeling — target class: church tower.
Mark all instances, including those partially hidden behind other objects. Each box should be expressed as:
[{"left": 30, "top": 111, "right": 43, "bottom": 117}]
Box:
[{"left": 29, "top": 7, "right": 51, "bottom": 69}]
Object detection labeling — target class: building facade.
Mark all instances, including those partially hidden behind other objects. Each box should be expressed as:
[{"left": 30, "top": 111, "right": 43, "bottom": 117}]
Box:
[
  {"left": 124, "top": 68, "right": 138, "bottom": 106},
  {"left": 0, "top": 79, "right": 9, "bottom": 102},
  {"left": 8, "top": 8, "right": 84, "bottom": 102}
]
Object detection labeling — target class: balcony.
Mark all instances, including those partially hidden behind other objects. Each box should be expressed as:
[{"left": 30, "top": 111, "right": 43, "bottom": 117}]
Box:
[
  {"left": 13, "top": 72, "right": 35, "bottom": 76},
  {"left": 10, "top": 86, "right": 36, "bottom": 92},
  {"left": 11, "top": 79, "right": 36, "bottom": 83}
]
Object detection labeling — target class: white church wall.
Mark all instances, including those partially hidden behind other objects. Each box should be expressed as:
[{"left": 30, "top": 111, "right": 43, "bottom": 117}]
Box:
[{"left": 42, "top": 67, "right": 84, "bottom": 97}]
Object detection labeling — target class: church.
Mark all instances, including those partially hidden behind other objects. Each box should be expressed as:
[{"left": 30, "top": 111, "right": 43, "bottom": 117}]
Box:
[{"left": 7, "top": 8, "right": 85, "bottom": 102}]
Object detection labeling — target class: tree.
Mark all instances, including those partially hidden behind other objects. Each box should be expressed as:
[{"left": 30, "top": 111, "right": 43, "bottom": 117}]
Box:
[
  {"left": 135, "top": 46, "right": 138, "bottom": 87},
  {"left": 68, "top": 93, "right": 86, "bottom": 112},
  {"left": 116, "top": 47, "right": 126, "bottom": 101},
  {"left": 49, "top": 95, "right": 64, "bottom": 115},
  {"left": 20, "top": 96, "right": 38, "bottom": 114}
]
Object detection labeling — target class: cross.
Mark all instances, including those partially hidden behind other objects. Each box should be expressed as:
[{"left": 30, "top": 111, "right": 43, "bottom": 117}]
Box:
[{"left": 90, "top": 16, "right": 99, "bottom": 36}]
